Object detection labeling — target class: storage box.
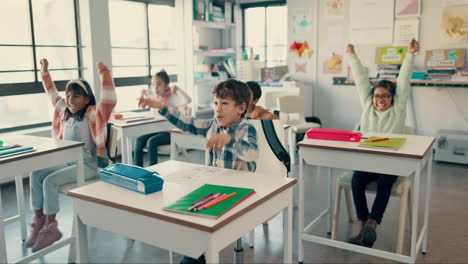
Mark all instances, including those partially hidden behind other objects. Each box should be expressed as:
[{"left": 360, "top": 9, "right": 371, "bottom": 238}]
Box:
[{"left": 434, "top": 130, "right": 468, "bottom": 165}]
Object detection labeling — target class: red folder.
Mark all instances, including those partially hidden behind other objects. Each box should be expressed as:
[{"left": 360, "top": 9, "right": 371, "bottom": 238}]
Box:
[{"left": 306, "top": 128, "right": 362, "bottom": 142}]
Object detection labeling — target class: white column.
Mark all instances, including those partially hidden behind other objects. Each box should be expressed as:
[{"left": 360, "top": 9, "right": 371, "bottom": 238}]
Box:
[{"left": 78, "top": 0, "right": 113, "bottom": 101}]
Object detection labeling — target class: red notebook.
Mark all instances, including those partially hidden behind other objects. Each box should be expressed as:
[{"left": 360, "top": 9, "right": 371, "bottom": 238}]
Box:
[{"left": 306, "top": 128, "right": 362, "bottom": 142}]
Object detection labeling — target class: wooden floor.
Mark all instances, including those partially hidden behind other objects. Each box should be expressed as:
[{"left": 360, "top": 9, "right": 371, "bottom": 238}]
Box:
[{"left": 1, "top": 150, "right": 468, "bottom": 263}]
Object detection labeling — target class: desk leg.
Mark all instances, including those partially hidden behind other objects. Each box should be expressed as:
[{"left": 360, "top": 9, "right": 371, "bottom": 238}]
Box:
[
  {"left": 120, "top": 133, "right": 128, "bottom": 164},
  {"left": 76, "top": 150, "right": 84, "bottom": 186},
  {"left": 0, "top": 189, "right": 8, "bottom": 264},
  {"left": 410, "top": 166, "right": 421, "bottom": 262},
  {"left": 205, "top": 246, "right": 219, "bottom": 264},
  {"left": 170, "top": 135, "right": 177, "bottom": 161},
  {"left": 422, "top": 152, "right": 433, "bottom": 254},
  {"left": 327, "top": 168, "right": 332, "bottom": 234},
  {"left": 15, "top": 175, "right": 27, "bottom": 241},
  {"left": 283, "top": 196, "right": 293, "bottom": 264},
  {"left": 125, "top": 137, "right": 133, "bottom": 164},
  {"left": 75, "top": 213, "right": 88, "bottom": 263},
  {"left": 298, "top": 156, "right": 305, "bottom": 263}
]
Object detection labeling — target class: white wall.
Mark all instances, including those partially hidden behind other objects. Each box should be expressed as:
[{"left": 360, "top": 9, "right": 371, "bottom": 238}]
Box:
[{"left": 288, "top": 0, "right": 468, "bottom": 136}]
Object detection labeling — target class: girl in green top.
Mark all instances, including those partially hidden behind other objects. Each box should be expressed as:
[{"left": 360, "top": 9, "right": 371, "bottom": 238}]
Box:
[{"left": 347, "top": 39, "right": 420, "bottom": 248}]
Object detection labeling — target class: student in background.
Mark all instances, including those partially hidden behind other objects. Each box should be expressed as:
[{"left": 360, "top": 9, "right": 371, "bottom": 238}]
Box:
[
  {"left": 139, "top": 79, "right": 258, "bottom": 264},
  {"left": 245, "top": 81, "right": 279, "bottom": 120},
  {"left": 133, "top": 70, "right": 191, "bottom": 167},
  {"left": 346, "top": 39, "right": 420, "bottom": 248},
  {"left": 25, "top": 59, "right": 116, "bottom": 252}
]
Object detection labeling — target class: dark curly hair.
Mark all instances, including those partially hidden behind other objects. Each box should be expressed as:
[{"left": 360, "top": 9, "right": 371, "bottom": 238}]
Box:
[{"left": 212, "top": 79, "right": 251, "bottom": 114}]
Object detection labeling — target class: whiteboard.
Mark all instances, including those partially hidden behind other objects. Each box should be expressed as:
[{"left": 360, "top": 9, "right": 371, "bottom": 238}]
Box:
[{"left": 349, "top": 0, "right": 394, "bottom": 45}]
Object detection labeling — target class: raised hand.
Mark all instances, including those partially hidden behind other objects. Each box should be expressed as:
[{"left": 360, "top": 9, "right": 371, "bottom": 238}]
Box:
[
  {"left": 138, "top": 96, "right": 164, "bottom": 110},
  {"left": 171, "top": 85, "right": 179, "bottom": 94},
  {"left": 347, "top": 44, "right": 355, "bottom": 55},
  {"left": 40, "top": 59, "right": 49, "bottom": 73},
  {"left": 206, "top": 134, "right": 232, "bottom": 152},
  {"left": 408, "top": 38, "right": 420, "bottom": 54},
  {"left": 97, "top": 62, "right": 110, "bottom": 75}
]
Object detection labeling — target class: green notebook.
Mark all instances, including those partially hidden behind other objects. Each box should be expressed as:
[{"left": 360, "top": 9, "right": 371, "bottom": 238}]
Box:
[
  {"left": 164, "top": 184, "right": 256, "bottom": 219},
  {"left": 359, "top": 137, "right": 407, "bottom": 150}
]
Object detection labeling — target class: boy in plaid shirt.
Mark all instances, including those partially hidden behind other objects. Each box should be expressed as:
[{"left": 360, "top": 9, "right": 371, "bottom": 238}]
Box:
[{"left": 139, "top": 79, "right": 258, "bottom": 176}]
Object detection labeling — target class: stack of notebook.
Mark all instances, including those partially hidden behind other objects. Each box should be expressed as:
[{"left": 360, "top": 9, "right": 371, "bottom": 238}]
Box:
[
  {"left": 0, "top": 143, "right": 35, "bottom": 158},
  {"left": 164, "top": 184, "right": 256, "bottom": 219}
]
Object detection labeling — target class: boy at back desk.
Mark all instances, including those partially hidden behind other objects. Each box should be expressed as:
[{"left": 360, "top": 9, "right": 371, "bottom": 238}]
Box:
[{"left": 139, "top": 78, "right": 258, "bottom": 172}]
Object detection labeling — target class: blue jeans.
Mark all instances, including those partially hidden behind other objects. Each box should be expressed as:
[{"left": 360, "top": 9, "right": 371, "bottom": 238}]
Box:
[
  {"left": 30, "top": 163, "right": 96, "bottom": 215},
  {"left": 133, "top": 132, "right": 171, "bottom": 167},
  {"left": 351, "top": 171, "right": 398, "bottom": 224}
]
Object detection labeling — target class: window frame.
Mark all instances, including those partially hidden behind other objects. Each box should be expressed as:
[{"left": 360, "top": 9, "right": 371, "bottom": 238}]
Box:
[
  {"left": 110, "top": 0, "right": 178, "bottom": 90},
  {"left": 0, "top": 0, "right": 84, "bottom": 97},
  {"left": 241, "top": 1, "right": 287, "bottom": 68}
]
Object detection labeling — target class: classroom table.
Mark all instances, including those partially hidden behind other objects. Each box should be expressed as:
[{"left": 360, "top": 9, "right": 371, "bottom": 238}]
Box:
[
  {"left": 111, "top": 112, "right": 174, "bottom": 164},
  {"left": 0, "top": 135, "right": 85, "bottom": 263},
  {"left": 297, "top": 133, "right": 435, "bottom": 264},
  {"left": 68, "top": 160, "right": 296, "bottom": 263}
]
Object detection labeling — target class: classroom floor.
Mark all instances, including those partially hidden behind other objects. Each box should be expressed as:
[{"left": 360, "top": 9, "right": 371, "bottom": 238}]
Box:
[{"left": 1, "top": 150, "right": 468, "bottom": 263}]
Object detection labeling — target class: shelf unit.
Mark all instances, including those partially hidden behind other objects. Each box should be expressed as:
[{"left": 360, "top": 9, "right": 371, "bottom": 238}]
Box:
[
  {"left": 333, "top": 77, "right": 468, "bottom": 87},
  {"left": 183, "top": 0, "right": 241, "bottom": 117}
]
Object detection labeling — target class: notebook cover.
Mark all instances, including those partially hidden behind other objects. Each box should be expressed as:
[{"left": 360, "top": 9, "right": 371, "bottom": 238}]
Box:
[
  {"left": 359, "top": 137, "right": 407, "bottom": 150},
  {"left": 164, "top": 184, "right": 256, "bottom": 219},
  {"left": 0, "top": 146, "right": 34, "bottom": 157}
]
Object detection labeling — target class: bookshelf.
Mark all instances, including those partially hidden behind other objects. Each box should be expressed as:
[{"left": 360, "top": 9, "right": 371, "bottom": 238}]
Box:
[
  {"left": 183, "top": 1, "right": 241, "bottom": 117},
  {"left": 333, "top": 77, "right": 468, "bottom": 88}
]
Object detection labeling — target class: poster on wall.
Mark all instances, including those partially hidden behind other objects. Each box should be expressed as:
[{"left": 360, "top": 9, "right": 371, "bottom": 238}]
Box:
[
  {"left": 323, "top": 53, "right": 343, "bottom": 74},
  {"left": 292, "top": 8, "right": 312, "bottom": 34},
  {"left": 395, "top": 0, "right": 421, "bottom": 17},
  {"left": 441, "top": 6, "right": 468, "bottom": 43},
  {"left": 375, "top": 46, "right": 408, "bottom": 65},
  {"left": 324, "top": 0, "right": 346, "bottom": 19},
  {"left": 394, "top": 19, "right": 420, "bottom": 45},
  {"left": 425, "top": 49, "right": 466, "bottom": 68},
  {"left": 349, "top": 0, "right": 394, "bottom": 44}
]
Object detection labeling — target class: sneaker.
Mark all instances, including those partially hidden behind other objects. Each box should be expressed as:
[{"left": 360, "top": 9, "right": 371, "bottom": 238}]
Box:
[
  {"left": 180, "top": 255, "right": 206, "bottom": 264},
  {"left": 31, "top": 220, "right": 63, "bottom": 252},
  {"left": 23, "top": 215, "right": 45, "bottom": 248},
  {"left": 348, "top": 232, "right": 363, "bottom": 245},
  {"left": 361, "top": 224, "right": 377, "bottom": 248}
]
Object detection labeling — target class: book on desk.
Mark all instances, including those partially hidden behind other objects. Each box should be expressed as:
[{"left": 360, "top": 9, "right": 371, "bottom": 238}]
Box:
[
  {"left": 359, "top": 137, "right": 407, "bottom": 150},
  {"left": 164, "top": 184, "right": 256, "bottom": 219},
  {"left": 0, "top": 143, "right": 35, "bottom": 158}
]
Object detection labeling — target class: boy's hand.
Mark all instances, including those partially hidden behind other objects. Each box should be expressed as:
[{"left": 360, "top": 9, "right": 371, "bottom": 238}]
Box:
[
  {"left": 206, "top": 134, "right": 232, "bottom": 152},
  {"left": 97, "top": 62, "right": 110, "bottom": 75},
  {"left": 408, "top": 38, "right": 420, "bottom": 54},
  {"left": 346, "top": 44, "right": 355, "bottom": 55},
  {"left": 138, "top": 96, "right": 164, "bottom": 110},
  {"left": 40, "top": 59, "right": 49, "bottom": 73}
]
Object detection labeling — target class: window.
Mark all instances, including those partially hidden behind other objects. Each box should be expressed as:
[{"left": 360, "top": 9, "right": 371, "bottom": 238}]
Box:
[
  {"left": 243, "top": 3, "right": 287, "bottom": 68},
  {"left": 0, "top": 0, "right": 82, "bottom": 131},
  {"left": 109, "top": 0, "right": 178, "bottom": 112}
]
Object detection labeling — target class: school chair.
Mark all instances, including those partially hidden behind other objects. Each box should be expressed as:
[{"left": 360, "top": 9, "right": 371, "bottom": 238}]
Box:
[
  {"left": 245, "top": 119, "right": 290, "bottom": 248},
  {"left": 277, "top": 95, "right": 321, "bottom": 165},
  {"left": 331, "top": 126, "right": 414, "bottom": 254},
  {"left": 169, "top": 129, "right": 205, "bottom": 163}
]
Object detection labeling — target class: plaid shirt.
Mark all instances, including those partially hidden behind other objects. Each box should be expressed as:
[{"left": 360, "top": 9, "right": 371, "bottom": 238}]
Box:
[{"left": 159, "top": 105, "right": 258, "bottom": 172}]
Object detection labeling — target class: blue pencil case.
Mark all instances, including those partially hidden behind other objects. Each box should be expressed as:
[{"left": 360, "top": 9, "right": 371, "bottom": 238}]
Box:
[{"left": 99, "top": 163, "right": 164, "bottom": 194}]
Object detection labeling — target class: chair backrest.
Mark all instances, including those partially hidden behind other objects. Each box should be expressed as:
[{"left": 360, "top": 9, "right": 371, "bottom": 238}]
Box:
[
  {"left": 263, "top": 91, "right": 297, "bottom": 110},
  {"left": 249, "top": 119, "right": 288, "bottom": 179},
  {"left": 277, "top": 95, "right": 307, "bottom": 124}
]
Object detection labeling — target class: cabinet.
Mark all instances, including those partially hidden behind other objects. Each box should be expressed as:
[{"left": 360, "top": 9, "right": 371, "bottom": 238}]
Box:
[{"left": 183, "top": 1, "right": 241, "bottom": 117}]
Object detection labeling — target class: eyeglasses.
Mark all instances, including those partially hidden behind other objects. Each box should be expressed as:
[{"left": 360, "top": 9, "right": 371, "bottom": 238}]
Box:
[{"left": 373, "top": 94, "right": 392, "bottom": 100}]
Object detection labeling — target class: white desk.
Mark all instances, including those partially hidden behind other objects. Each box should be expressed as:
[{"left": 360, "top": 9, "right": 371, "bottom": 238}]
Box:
[
  {"left": 68, "top": 160, "right": 296, "bottom": 263},
  {"left": 0, "top": 135, "right": 85, "bottom": 263},
  {"left": 297, "top": 133, "right": 435, "bottom": 264},
  {"left": 112, "top": 112, "right": 174, "bottom": 164}
]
